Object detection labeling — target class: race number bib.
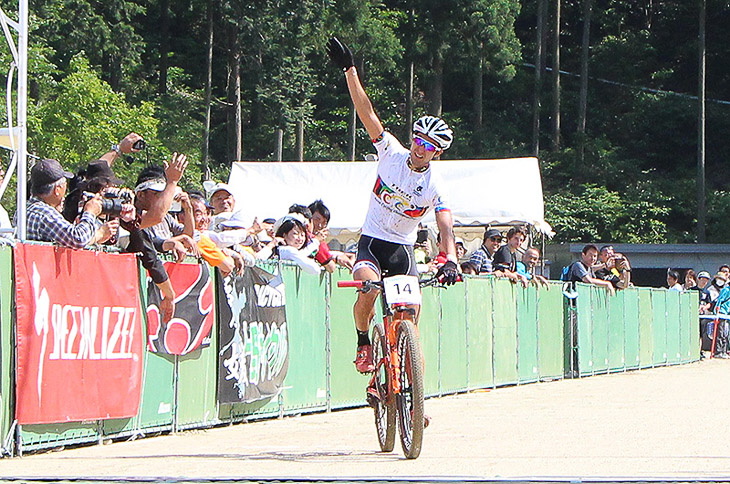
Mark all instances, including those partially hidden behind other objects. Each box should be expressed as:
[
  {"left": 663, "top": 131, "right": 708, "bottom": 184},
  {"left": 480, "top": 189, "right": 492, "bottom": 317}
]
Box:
[{"left": 383, "top": 275, "right": 422, "bottom": 305}]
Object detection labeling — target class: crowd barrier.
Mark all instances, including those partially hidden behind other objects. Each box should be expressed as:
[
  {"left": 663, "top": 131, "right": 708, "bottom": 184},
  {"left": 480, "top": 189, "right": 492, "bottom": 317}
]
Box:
[{"left": 0, "top": 244, "right": 699, "bottom": 455}]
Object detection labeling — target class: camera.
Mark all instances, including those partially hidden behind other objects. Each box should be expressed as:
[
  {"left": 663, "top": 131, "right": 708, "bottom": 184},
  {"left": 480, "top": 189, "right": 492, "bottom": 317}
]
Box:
[
  {"left": 132, "top": 139, "right": 146, "bottom": 151},
  {"left": 82, "top": 191, "right": 132, "bottom": 217}
]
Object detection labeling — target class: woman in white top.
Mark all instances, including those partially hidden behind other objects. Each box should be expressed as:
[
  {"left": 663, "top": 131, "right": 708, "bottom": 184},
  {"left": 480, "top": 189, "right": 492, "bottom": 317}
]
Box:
[{"left": 273, "top": 215, "right": 321, "bottom": 275}]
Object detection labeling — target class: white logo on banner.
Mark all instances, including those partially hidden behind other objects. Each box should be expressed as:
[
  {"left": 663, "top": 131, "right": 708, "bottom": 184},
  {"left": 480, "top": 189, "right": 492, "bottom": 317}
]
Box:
[{"left": 29, "top": 262, "right": 138, "bottom": 401}]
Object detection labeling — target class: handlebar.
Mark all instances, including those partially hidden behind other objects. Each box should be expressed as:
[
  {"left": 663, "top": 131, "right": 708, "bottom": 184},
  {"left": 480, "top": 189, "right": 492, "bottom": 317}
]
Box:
[{"left": 336, "top": 275, "right": 459, "bottom": 291}]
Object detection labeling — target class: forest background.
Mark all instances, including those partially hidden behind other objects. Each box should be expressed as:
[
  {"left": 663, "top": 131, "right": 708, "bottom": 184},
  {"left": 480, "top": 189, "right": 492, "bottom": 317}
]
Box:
[{"left": 0, "top": 0, "right": 725, "bottom": 244}]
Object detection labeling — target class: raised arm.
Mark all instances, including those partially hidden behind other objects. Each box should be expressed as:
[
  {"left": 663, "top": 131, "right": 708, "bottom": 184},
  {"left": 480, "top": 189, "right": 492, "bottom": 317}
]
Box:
[{"left": 327, "top": 37, "right": 384, "bottom": 141}]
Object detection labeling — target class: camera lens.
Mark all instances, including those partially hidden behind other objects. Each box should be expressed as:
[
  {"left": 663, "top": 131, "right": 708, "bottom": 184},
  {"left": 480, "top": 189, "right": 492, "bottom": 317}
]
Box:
[{"left": 133, "top": 139, "right": 146, "bottom": 150}]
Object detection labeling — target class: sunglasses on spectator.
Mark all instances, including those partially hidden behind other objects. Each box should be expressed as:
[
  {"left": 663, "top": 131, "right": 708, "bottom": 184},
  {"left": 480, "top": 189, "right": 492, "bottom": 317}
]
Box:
[
  {"left": 489, "top": 236, "right": 502, "bottom": 241},
  {"left": 413, "top": 135, "right": 438, "bottom": 152}
]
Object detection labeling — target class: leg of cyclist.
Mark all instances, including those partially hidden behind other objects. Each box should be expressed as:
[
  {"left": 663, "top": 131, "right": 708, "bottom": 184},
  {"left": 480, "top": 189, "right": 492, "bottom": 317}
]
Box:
[{"left": 353, "top": 263, "right": 380, "bottom": 373}]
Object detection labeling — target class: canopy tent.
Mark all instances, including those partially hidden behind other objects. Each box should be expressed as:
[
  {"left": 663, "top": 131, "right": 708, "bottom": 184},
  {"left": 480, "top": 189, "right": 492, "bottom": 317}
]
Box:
[{"left": 226, "top": 157, "right": 552, "bottom": 235}]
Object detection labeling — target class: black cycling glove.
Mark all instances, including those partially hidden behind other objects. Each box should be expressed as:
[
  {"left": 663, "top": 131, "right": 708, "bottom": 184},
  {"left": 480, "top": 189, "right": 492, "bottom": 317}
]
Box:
[
  {"left": 327, "top": 37, "right": 355, "bottom": 71},
  {"left": 436, "top": 261, "right": 459, "bottom": 286}
]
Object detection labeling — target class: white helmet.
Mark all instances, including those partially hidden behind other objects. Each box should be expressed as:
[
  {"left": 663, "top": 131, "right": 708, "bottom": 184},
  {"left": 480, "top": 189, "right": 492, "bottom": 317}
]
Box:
[{"left": 413, "top": 115, "right": 453, "bottom": 150}]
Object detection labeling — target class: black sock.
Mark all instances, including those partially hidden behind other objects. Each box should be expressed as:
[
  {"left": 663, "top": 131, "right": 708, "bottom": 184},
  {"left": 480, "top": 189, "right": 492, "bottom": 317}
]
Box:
[{"left": 357, "top": 329, "right": 370, "bottom": 347}]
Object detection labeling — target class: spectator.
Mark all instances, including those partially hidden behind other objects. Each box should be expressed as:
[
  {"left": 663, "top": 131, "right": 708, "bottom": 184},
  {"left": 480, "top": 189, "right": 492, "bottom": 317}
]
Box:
[
  {"left": 121, "top": 154, "right": 189, "bottom": 323},
  {"left": 594, "top": 245, "right": 631, "bottom": 290},
  {"left": 711, "top": 281, "right": 730, "bottom": 358},
  {"left": 697, "top": 271, "right": 711, "bottom": 290},
  {"left": 700, "top": 272, "right": 727, "bottom": 314},
  {"left": 684, "top": 269, "right": 699, "bottom": 291},
  {"left": 469, "top": 228, "right": 502, "bottom": 274},
  {"left": 308, "top": 199, "right": 355, "bottom": 269},
  {"left": 516, "top": 247, "right": 549, "bottom": 287},
  {"left": 148, "top": 188, "right": 194, "bottom": 240},
  {"left": 0, "top": 165, "right": 12, "bottom": 234},
  {"left": 26, "top": 158, "right": 104, "bottom": 248},
  {"left": 273, "top": 214, "right": 322, "bottom": 275},
  {"left": 455, "top": 237, "right": 466, "bottom": 261},
  {"left": 493, "top": 226, "right": 529, "bottom": 286},
  {"left": 565, "top": 244, "right": 615, "bottom": 296},
  {"left": 62, "top": 160, "right": 132, "bottom": 246},
  {"left": 208, "top": 183, "right": 236, "bottom": 231},
  {"left": 289, "top": 203, "right": 337, "bottom": 273},
  {"left": 667, "top": 269, "right": 682, "bottom": 291},
  {"left": 188, "top": 194, "right": 246, "bottom": 277},
  {"left": 720, "top": 265, "right": 730, "bottom": 275},
  {"left": 461, "top": 261, "right": 479, "bottom": 275}
]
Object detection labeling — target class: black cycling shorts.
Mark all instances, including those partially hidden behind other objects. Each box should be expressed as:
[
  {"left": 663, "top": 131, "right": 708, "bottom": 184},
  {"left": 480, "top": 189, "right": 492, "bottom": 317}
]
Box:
[{"left": 353, "top": 235, "right": 418, "bottom": 278}]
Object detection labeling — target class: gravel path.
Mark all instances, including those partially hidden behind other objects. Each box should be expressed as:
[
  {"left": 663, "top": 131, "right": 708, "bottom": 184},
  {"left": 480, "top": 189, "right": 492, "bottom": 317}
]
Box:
[{"left": 2, "top": 359, "right": 729, "bottom": 481}]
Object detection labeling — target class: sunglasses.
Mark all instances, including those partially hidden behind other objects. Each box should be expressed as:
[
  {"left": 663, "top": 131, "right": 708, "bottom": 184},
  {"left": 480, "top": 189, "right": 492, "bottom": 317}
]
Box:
[{"left": 413, "top": 135, "right": 438, "bottom": 152}]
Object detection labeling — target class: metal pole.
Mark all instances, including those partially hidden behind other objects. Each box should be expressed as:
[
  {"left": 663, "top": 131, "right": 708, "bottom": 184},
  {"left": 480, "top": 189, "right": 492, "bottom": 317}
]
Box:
[{"left": 16, "top": 0, "right": 27, "bottom": 240}]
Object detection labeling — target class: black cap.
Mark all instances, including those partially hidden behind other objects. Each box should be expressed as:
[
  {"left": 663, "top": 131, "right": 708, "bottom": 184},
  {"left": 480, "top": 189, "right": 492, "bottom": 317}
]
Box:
[
  {"left": 484, "top": 228, "right": 502, "bottom": 240},
  {"left": 262, "top": 218, "right": 276, "bottom": 225},
  {"left": 85, "top": 160, "right": 124, "bottom": 185},
  {"left": 30, "top": 159, "right": 73, "bottom": 190}
]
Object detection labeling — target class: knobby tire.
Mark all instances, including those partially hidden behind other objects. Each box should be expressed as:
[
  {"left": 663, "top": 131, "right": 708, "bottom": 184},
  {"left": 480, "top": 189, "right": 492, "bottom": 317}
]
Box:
[
  {"left": 372, "top": 323, "right": 396, "bottom": 452},
  {"left": 396, "top": 320, "right": 424, "bottom": 459}
]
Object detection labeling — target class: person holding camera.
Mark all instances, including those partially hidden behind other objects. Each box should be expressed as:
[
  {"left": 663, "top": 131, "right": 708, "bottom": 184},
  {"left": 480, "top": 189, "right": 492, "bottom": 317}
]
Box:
[
  {"left": 26, "top": 158, "right": 106, "bottom": 248},
  {"left": 100, "top": 132, "right": 146, "bottom": 167},
  {"left": 594, "top": 245, "right": 631, "bottom": 290}
]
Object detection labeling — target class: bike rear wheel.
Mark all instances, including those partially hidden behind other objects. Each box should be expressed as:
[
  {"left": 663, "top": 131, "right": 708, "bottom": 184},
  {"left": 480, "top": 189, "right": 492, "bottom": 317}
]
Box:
[
  {"left": 371, "top": 322, "right": 396, "bottom": 452},
  {"left": 395, "top": 320, "right": 424, "bottom": 459}
]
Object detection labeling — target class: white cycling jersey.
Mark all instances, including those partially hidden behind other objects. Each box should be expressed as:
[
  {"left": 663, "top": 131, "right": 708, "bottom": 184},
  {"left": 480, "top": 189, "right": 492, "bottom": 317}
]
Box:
[{"left": 361, "top": 131, "right": 450, "bottom": 245}]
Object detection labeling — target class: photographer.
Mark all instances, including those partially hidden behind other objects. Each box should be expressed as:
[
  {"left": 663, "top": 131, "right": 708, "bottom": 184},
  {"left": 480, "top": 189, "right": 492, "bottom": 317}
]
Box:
[
  {"left": 122, "top": 154, "right": 189, "bottom": 323},
  {"left": 26, "top": 158, "right": 104, "bottom": 248},
  {"left": 63, "top": 159, "right": 133, "bottom": 245},
  {"left": 595, "top": 245, "right": 631, "bottom": 290}
]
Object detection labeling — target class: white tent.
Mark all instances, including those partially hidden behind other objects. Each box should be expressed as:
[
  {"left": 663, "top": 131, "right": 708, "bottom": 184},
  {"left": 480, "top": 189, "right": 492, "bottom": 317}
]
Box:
[{"left": 226, "top": 157, "right": 553, "bottom": 235}]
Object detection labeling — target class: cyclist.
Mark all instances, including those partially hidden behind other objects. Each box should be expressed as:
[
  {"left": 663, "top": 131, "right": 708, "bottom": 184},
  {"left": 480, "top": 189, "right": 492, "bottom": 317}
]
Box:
[{"left": 327, "top": 37, "right": 460, "bottom": 373}]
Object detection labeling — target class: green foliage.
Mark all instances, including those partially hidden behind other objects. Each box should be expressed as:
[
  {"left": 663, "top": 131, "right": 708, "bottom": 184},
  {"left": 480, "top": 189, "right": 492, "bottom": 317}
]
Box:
[
  {"left": 32, "top": 54, "right": 159, "bottom": 184},
  {"left": 545, "top": 184, "right": 669, "bottom": 244}
]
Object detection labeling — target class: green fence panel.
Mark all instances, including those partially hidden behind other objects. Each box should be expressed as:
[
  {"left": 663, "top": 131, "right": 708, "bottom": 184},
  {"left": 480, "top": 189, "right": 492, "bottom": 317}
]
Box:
[
  {"left": 465, "top": 276, "right": 494, "bottom": 390},
  {"left": 176, "top": 263, "right": 219, "bottom": 430},
  {"left": 590, "top": 286, "right": 610, "bottom": 374},
  {"left": 279, "top": 264, "right": 328, "bottom": 413},
  {"left": 492, "top": 279, "right": 518, "bottom": 386},
  {"left": 651, "top": 290, "right": 668, "bottom": 365},
  {"left": 517, "top": 285, "right": 539, "bottom": 383},
  {"left": 420, "top": 284, "right": 441, "bottom": 396},
  {"left": 683, "top": 291, "right": 700, "bottom": 362},
  {"left": 438, "top": 283, "right": 468, "bottom": 394},
  {"left": 328, "top": 268, "right": 368, "bottom": 409},
  {"left": 574, "top": 284, "right": 593, "bottom": 376},
  {"left": 536, "top": 283, "right": 564, "bottom": 380},
  {"left": 0, "top": 246, "right": 12, "bottom": 452},
  {"left": 608, "top": 291, "right": 625, "bottom": 371},
  {"left": 623, "top": 288, "right": 641, "bottom": 370},
  {"left": 665, "top": 290, "right": 682, "bottom": 365},
  {"left": 134, "top": 260, "right": 175, "bottom": 432},
  {"left": 19, "top": 422, "right": 99, "bottom": 451},
  {"left": 638, "top": 290, "right": 654, "bottom": 368}
]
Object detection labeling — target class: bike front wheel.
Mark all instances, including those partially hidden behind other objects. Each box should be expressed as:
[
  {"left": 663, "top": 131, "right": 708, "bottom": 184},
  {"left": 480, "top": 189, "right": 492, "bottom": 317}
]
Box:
[
  {"left": 395, "top": 320, "right": 424, "bottom": 459},
  {"left": 372, "top": 322, "right": 396, "bottom": 452}
]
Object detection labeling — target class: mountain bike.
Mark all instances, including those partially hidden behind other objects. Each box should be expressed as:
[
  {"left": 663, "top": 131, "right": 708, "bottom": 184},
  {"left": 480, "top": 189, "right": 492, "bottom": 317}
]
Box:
[{"left": 338, "top": 274, "right": 440, "bottom": 459}]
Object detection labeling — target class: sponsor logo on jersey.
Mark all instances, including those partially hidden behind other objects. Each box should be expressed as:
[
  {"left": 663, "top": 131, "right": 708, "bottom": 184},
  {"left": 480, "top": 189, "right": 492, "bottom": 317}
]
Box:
[{"left": 373, "top": 176, "right": 427, "bottom": 219}]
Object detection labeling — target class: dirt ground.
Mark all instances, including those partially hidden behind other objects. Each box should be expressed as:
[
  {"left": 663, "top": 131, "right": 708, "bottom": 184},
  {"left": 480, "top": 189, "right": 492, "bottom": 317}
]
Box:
[{"left": 2, "top": 359, "right": 730, "bottom": 481}]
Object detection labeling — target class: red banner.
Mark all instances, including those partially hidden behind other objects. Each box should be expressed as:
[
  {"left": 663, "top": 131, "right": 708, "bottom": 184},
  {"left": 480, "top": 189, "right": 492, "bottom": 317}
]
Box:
[{"left": 14, "top": 243, "right": 144, "bottom": 424}]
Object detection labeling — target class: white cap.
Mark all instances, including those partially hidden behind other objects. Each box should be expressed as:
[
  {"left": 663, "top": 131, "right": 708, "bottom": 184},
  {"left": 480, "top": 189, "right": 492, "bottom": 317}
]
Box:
[
  {"left": 209, "top": 182, "right": 234, "bottom": 199},
  {"left": 220, "top": 210, "right": 250, "bottom": 229}
]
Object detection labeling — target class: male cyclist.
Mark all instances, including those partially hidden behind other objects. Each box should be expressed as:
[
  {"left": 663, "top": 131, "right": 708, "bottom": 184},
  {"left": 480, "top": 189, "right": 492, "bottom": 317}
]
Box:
[{"left": 327, "top": 37, "right": 459, "bottom": 373}]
